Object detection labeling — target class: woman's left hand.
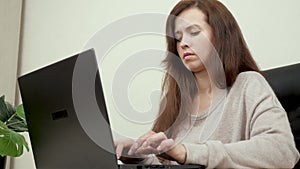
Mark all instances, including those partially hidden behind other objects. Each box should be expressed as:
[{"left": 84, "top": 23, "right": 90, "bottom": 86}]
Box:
[{"left": 128, "top": 131, "right": 187, "bottom": 164}]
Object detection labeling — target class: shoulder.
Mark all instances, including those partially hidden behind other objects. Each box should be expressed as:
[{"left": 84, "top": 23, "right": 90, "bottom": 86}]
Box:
[
  {"left": 227, "top": 72, "right": 283, "bottom": 116},
  {"left": 235, "top": 71, "right": 265, "bottom": 83},
  {"left": 232, "top": 71, "right": 268, "bottom": 89},
  {"left": 229, "top": 71, "right": 274, "bottom": 96}
]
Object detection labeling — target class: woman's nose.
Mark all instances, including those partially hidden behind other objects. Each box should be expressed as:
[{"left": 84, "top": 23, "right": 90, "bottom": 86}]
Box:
[{"left": 179, "top": 38, "right": 190, "bottom": 49}]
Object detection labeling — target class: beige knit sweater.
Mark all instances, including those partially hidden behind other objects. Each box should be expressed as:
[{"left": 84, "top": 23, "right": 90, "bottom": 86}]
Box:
[{"left": 158, "top": 71, "right": 299, "bottom": 168}]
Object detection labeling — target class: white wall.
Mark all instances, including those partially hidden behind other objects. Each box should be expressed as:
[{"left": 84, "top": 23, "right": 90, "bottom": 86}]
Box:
[
  {"left": 221, "top": 0, "right": 300, "bottom": 69},
  {"left": 13, "top": 0, "right": 300, "bottom": 168},
  {"left": 18, "top": 0, "right": 179, "bottom": 145},
  {"left": 0, "top": 0, "right": 22, "bottom": 103},
  {"left": 0, "top": 1, "right": 23, "bottom": 168}
]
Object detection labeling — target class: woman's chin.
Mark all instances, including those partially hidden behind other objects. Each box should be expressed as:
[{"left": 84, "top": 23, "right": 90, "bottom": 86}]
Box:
[
  {"left": 183, "top": 62, "right": 205, "bottom": 73},
  {"left": 185, "top": 66, "right": 205, "bottom": 73}
]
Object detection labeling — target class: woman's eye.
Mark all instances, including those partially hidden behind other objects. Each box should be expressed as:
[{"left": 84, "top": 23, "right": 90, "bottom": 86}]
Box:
[
  {"left": 191, "top": 31, "right": 200, "bottom": 36},
  {"left": 175, "top": 36, "right": 182, "bottom": 42}
]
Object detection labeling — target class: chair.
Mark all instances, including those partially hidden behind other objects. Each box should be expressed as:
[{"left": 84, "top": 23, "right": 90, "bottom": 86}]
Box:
[{"left": 264, "top": 63, "right": 300, "bottom": 168}]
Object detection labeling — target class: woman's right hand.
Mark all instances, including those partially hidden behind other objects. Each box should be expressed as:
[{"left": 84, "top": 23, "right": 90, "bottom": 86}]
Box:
[
  {"left": 114, "top": 131, "right": 156, "bottom": 164},
  {"left": 114, "top": 138, "right": 135, "bottom": 159},
  {"left": 114, "top": 138, "right": 146, "bottom": 164}
]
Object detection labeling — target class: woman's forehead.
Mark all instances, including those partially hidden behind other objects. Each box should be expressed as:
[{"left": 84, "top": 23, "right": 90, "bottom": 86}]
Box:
[{"left": 174, "top": 7, "right": 207, "bottom": 31}]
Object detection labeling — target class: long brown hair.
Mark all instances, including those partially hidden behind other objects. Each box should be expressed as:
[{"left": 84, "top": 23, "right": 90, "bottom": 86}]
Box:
[{"left": 152, "top": 0, "right": 261, "bottom": 134}]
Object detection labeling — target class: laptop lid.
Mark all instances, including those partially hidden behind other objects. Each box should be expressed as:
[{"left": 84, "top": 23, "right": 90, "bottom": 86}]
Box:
[{"left": 18, "top": 49, "right": 118, "bottom": 169}]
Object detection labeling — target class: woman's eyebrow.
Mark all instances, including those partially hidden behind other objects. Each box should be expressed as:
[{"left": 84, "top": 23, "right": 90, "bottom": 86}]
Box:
[
  {"left": 185, "top": 24, "right": 201, "bottom": 31},
  {"left": 175, "top": 24, "right": 201, "bottom": 33}
]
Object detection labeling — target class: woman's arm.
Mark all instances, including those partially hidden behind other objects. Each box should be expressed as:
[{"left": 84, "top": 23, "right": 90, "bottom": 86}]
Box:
[{"left": 183, "top": 72, "right": 300, "bottom": 168}]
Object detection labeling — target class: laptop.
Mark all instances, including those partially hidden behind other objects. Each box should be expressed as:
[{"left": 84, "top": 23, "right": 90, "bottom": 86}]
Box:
[{"left": 18, "top": 49, "right": 203, "bottom": 169}]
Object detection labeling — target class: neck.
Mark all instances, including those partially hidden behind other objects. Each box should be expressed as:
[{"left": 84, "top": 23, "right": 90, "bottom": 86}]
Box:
[
  {"left": 192, "top": 70, "right": 225, "bottom": 115},
  {"left": 194, "top": 70, "right": 212, "bottom": 94}
]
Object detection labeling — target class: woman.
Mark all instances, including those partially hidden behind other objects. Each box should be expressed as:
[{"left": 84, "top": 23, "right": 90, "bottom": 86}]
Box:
[{"left": 115, "top": 0, "right": 300, "bottom": 168}]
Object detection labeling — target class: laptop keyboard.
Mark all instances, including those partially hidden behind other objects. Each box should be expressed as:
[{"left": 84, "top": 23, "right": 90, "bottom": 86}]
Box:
[{"left": 119, "top": 164, "right": 204, "bottom": 169}]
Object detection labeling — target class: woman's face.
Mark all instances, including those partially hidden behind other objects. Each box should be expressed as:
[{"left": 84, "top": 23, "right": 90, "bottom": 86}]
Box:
[{"left": 175, "top": 7, "right": 214, "bottom": 73}]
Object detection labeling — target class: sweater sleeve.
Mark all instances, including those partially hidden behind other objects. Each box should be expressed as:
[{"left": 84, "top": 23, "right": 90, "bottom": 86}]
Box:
[{"left": 183, "top": 72, "right": 300, "bottom": 168}]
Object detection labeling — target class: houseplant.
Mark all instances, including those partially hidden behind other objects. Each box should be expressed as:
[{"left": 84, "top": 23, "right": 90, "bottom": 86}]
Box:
[{"left": 0, "top": 95, "right": 29, "bottom": 168}]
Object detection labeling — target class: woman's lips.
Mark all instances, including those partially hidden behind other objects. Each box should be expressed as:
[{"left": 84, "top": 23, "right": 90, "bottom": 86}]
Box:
[{"left": 183, "top": 52, "right": 194, "bottom": 60}]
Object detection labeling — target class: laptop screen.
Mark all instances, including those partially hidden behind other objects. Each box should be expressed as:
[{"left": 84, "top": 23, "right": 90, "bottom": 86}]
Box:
[{"left": 18, "top": 49, "right": 118, "bottom": 169}]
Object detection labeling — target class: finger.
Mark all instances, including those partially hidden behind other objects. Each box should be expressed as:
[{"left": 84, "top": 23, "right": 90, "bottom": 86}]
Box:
[
  {"left": 144, "top": 132, "right": 168, "bottom": 148},
  {"left": 135, "top": 146, "right": 159, "bottom": 155},
  {"left": 129, "top": 131, "right": 156, "bottom": 154},
  {"left": 114, "top": 139, "right": 135, "bottom": 157},
  {"left": 115, "top": 144, "right": 124, "bottom": 159},
  {"left": 128, "top": 143, "right": 136, "bottom": 155},
  {"left": 137, "top": 131, "right": 156, "bottom": 147},
  {"left": 157, "top": 139, "right": 175, "bottom": 153},
  {"left": 139, "top": 131, "right": 156, "bottom": 140}
]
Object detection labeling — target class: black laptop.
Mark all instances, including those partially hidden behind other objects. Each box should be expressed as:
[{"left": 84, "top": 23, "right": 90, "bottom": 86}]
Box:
[{"left": 18, "top": 49, "right": 203, "bottom": 169}]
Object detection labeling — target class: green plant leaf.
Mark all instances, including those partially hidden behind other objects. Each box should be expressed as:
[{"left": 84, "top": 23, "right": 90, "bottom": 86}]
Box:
[
  {"left": 16, "top": 104, "right": 25, "bottom": 120},
  {"left": 0, "top": 95, "right": 9, "bottom": 122},
  {"left": 7, "top": 104, "right": 28, "bottom": 132},
  {"left": 0, "top": 96, "right": 27, "bottom": 132},
  {"left": 0, "top": 96, "right": 29, "bottom": 157},
  {"left": 0, "top": 121, "right": 29, "bottom": 157},
  {"left": 0, "top": 96, "right": 16, "bottom": 123},
  {"left": 6, "top": 117, "right": 27, "bottom": 132}
]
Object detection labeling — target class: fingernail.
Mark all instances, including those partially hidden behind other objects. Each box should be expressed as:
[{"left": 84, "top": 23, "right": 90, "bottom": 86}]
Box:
[
  {"left": 142, "top": 141, "right": 148, "bottom": 147},
  {"left": 128, "top": 149, "right": 133, "bottom": 155},
  {"left": 116, "top": 153, "right": 120, "bottom": 159},
  {"left": 157, "top": 146, "right": 161, "bottom": 151},
  {"left": 133, "top": 142, "right": 139, "bottom": 149}
]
